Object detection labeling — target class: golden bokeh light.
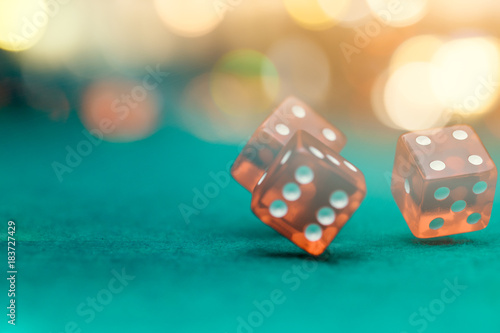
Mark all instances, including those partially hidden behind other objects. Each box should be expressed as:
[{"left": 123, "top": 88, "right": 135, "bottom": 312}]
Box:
[
  {"left": 22, "top": 1, "right": 175, "bottom": 71},
  {"left": 383, "top": 62, "right": 449, "bottom": 130},
  {"left": 80, "top": 80, "right": 160, "bottom": 142},
  {"left": 371, "top": 71, "right": 396, "bottom": 128},
  {"left": 430, "top": 0, "right": 498, "bottom": 23},
  {"left": 154, "top": 0, "right": 222, "bottom": 38},
  {"left": 266, "top": 36, "right": 330, "bottom": 103},
  {"left": 181, "top": 74, "right": 261, "bottom": 143},
  {"left": 0, "top": 0, "right": 48, "bottom": 52},
  {"left": 283, "top": 0, "right": 340, "bottom": 30},
  {"left": 97, "top": 1, "right": 174, "bottom": 69},
  {"left": 335, "top": 0, "right": 372, "bottom": 26},
  {"left": 484, "top": 103, "right": 500, "bottom": 139},
  {"left": 20, "top": 0, "right": 86, "bottom": 68},
  {"left": 389, "top": 34, "right": 443, "bottom": 73},
  {"left": 211, "top": 49, "right": 280, "bottom": 116},
  {"left": 250, "top": 0, "right": 286, "bottom": 14},
  {"left": 366, "top": 0, "right": 428, "bottom": 27},
  {"left": 317, "top": 0, "right": 351, "bottom": 24},
  {"left": 218, "top": 2, "right": 289, "bottom": 51},
  {"left": 430, "top": 37, "right": 500, "bottom": 116}
]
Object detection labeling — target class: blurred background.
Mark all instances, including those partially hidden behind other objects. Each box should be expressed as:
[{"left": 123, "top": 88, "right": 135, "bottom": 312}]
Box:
[
  {"left": 3, "top": 1, "right": 500, "bottom": 333},
  {"left": 2, "top": 0, "right": 500, "bottom": 142}
]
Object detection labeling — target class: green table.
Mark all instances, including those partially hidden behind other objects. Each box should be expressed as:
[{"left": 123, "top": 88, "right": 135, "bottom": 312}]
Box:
[{"left": 2, "top": 109, "right": 500, "bottom": 333}]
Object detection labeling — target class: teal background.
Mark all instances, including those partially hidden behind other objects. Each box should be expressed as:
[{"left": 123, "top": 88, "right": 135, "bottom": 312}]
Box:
[{"left": 1, "top": 108, "right": 500, "bottom": 333}]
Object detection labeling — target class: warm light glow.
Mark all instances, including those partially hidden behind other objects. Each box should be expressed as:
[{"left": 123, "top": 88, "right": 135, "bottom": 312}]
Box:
[
  {"left": 366, "top": 0, "right": 428, "bottom": 27},
  {"left": 211, "top": 49, "right": 280, "bottom": 116},
  {"left": 383, "top": 62, "right": 448, "bottom": 130},
  {"left": 317, "top": 0, "right": 351, "bottom": 23},
  {"left": 484, "top": 104, "right": 500, "bottom": 139},
  {"left": 389, "top": 35, "right": 443, "bottom": 73},
  {"left": 371, "top": 71, "right": 396, "bottom": 128},
  {"left": 96, "top": 1, "right": 174, "bottom": 69},
  {"left": 154, "top": 0, "right": 221, "bottom": 38},
  {"left": 430, "top": 0, "right": 497, "bottom": 23},
  {"left": 80, "top": 80, "right": 160, "bottom": 142},
  {"left": 283, "top": 0, "right": 340, "bottom": 30},
  {"left": 335, "top": 0, "right": 372, "bottom": 26},
  {"left": 20, "top": 0, "right": 85, "bottom": 67},
  {"left": 0, "top": 0, "right": 47, "bottom": 52},
  {"left": 23, "top": 1, "right": 174, "bottom": 70},
  {"left": 431, "top": 37, "right": 500, "bottom": 115},
  {"left": 266, "top": 36, "right": 330, "bottom": 103},
  {"left": 180, "top": 74, "right": 261, "bottom": 143}
]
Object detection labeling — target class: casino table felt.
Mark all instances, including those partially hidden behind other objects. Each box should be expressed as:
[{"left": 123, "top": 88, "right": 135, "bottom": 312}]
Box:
[{"left": 1, "top": 110, "right": 500, "bottom": 333}]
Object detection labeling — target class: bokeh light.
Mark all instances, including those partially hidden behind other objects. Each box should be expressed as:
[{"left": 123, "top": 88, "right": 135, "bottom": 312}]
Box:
[
  {"left": 80, "top": 80, "right": 160, "bottom": 142},
  {"left": 317, "top": 0, "right": 351, "bottom": 23},
  {"left": 382, "top": 62, "right": 449, "bottom": 130},
  {"left": 283, "top": 0, "right": 342, "bottom": 30},
  {"left": 430, "top": 0, "right": 498, "bottom": 23},
  {"left": 266, "top": 36, "right": 330, "bottom": 103},
  {"left": 484, "top": 102, "right": 500, "bottom": 139},
  {"left": 20, "top": 0, "right": 86, "bottom": 68},
  {"left": 389, "top": 34, "right": 443, "bottom": 73},
  {"left": 96, "top": 1, "right": 174, "bottom": 69},
  {"left": 210, "top": 49, "right": 280, "bottom": 115},
  {"left": 430, "top": 36, "right": 500, "bottom": 116},
  {"left": 218, "top": 2, "right": 289, "bottom": 51},
  {"left": 154, "top": 0, "right": 222, "bottom": 38},
  {"left": 22, "top": 0, "right": 174, "bottom": 73},
  {"left": 371, "top": 71, "right": 395, "bottom": 128},
  {"left": 334, "top": 0, "right": 372, "bottom": 26},
  {"left": 0, "top": 0, "right": 48, "bottom": 52},
  {"left": 1, "top": 0, "right": 500, "bottom": 140},
  {"left": 180, "top": 74, "right": 261, "bottom": 143},
  {"left": 366, "top": 0, "right": 428, "bottom": 27}
]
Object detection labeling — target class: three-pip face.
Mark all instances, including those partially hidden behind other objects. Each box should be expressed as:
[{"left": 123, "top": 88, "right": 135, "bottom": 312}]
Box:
[{"left": 391, "top": 125, "right": 497, "bottom": 238}]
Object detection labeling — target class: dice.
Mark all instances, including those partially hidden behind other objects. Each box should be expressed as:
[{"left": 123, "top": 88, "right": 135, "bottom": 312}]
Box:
[
  {"left": 251, "top": 131, "right": 366, "bottom": 255},
  {"left": 391, "top": 124, "right": 497, "bottom": 238},
  {"left": 231, "top": 96, "right": 347, "bottom": 192}
]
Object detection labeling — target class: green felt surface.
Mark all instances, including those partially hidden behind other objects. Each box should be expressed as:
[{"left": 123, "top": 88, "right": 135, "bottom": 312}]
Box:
[{"left": 1, "top": 110, "right": 500, "bottom": 333}]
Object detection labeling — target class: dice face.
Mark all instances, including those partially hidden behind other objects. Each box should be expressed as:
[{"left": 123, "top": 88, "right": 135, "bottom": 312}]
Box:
[
  {"left": 251, "top": 131, "right": 366, "bottom": 256},
  {"left": 231, "top": 96, "right": 347, "bottom": 192},
  {"left": 391, "top": 125, "right": 497, "bottom": 238}
]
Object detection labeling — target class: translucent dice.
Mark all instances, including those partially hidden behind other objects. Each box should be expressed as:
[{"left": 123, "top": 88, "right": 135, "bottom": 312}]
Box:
[
  {"left": 251, "top": 131, "right": 366, "bottom": 255},
  {"left": 391, "top": 125, "right": 497, "bottom": 238},
  {"left": 231, "top": 96, "right": 346, "bottom": 192}
]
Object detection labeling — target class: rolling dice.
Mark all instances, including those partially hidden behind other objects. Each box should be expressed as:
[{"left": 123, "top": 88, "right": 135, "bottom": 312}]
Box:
[
  {"left": 251, "top": 131, "right": 366, "bottom": 255},
  {"left": 231, "top": 96, "right": 347, "bottom": 192},
  {"left": 391, "top": 125, "right": 497, "bottom": 238}
]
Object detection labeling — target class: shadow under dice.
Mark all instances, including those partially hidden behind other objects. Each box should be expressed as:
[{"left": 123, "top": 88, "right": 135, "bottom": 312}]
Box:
[
  {"left": 391, "top": 125, "right": 497, "bottom": 238},
  {"left": 231, "top": 95, "right": 346, "bottom": 192},
  {"left": 251, "top": 131, "right": 366, "bottom": 256}
]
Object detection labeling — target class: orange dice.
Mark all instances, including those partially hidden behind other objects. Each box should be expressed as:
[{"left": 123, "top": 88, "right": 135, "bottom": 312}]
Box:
[
  {"left": 391, "top": 125, "right": 497, "bottom": 238},
  {"left": 251, "top": 131, "right": 366, "bottom": 255},
  {"left": 231, "top": 96, "right": 346, "bottom": 192}
]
